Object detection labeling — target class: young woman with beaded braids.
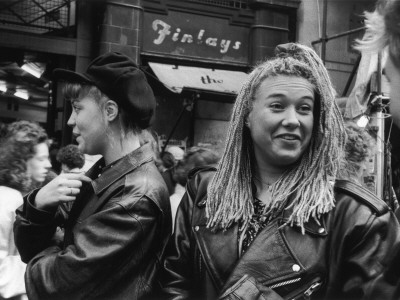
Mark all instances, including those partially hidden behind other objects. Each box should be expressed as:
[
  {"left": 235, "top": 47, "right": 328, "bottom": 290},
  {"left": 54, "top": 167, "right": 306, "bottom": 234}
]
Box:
[{"left": 160, "top": 43, "right": 400, "bottom": 300}]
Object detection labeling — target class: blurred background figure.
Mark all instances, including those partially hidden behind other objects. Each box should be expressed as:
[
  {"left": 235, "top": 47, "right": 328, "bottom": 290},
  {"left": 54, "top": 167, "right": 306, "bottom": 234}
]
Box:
[
  {"left": 57, "top": 144, "right": 85, "bottom": 174},
  {"left": 170, "top": 146, "right": 219, "bottom": 227},
  {"left": 0, "top": 120, "right": 50, "bottom": 300},
  {"left": 5, "top": 120, "right": 52, "bottom": 194},
  {"left": 165, "top": 146, "right": 184, "bottom": 162},
  {"left": 338, "top": 121, "right": 375, "bottom": 184},
  {"left": 161, "top": 146, "right": 184, "bottom": 196},
  {"left": 160, "top": 150, "right": 178, "bottom": 196}
]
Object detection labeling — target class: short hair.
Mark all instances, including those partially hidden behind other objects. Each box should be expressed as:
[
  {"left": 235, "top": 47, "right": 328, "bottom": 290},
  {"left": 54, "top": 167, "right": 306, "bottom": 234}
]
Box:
[
  {"left": 63, "top": 83, "right": 142, "bottom": 134},
  {"left": 56, "top": 144, "right": 85, "bottom": 170},
  {"left": 0, "top": 120, "right": 48, "bottom": 191}
]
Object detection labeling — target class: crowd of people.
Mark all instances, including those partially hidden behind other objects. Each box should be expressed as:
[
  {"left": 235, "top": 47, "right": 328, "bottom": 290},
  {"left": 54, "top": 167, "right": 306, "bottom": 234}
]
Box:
[{"left": 1, "top": 0, "right": 400, "bottom": 298}]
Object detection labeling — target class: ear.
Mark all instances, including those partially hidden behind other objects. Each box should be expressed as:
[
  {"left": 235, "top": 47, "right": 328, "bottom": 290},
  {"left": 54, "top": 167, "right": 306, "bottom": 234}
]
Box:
[{"left": 104, "top": 100, "right": 119, "bottom": 122}]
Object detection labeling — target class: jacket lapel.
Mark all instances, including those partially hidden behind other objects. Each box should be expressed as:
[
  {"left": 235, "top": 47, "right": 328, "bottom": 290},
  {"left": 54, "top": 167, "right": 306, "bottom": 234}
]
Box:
[
  {"left": 221, "top": 219, "right": 306, "bottom": 292},
  {"left": 193, "top": 224, "right": 239, "bottom": 291}
]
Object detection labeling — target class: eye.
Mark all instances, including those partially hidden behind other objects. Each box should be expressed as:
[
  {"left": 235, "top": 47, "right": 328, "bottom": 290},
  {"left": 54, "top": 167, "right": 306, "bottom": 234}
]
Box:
[
  {"left": 72, "top": 104, "right": 80, "bottom": 112},
  {"left": 297, "top": 104, "right": 313, "bottom": 114},
  {"left": 270, "top": 102, "right": 284, "bottom": 111}
]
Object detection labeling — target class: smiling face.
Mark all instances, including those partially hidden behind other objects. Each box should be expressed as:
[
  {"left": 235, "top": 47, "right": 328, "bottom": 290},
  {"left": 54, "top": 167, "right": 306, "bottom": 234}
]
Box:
[
  {"left": 67, "top": 90, "right": 108, "bottom": 156},
  {"left": 384, "top": 55, "right": 400, "bottom": 127},
  {"left": 26, "top": 142, "right": 51, "bottom": 183},
  {"left": 247, "top": 75, "right": 315, "bottom": 171}
]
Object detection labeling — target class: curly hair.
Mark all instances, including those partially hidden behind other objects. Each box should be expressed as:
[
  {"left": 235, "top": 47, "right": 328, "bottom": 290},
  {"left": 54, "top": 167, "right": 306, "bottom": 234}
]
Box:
[
  {"left": 206, "top": 43, "right": 345, "bottom": 231},
  {"left": 338, "top": 121, "right": 375, "bottom": 183},
  {"left": 56, "top": 144, "right": 85, "bottom": 170},
  {"left": 0, "top": 120, "right": 48, "bottom": 192}
]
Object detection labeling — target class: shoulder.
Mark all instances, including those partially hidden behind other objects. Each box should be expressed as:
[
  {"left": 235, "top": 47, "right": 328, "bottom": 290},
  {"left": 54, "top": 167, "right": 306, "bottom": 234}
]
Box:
[
  {"left": 186, "top": 166, "right": 217, "bottom": 195},
  {"left": 124, "top": 160, "right": 170, "bottom": 210},
  {"left": 334, "top": 179, "right": 389, "bottom": 216}
]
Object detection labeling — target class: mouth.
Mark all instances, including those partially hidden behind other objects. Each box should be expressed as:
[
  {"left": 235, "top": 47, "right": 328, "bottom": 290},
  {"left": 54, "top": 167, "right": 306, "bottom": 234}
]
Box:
[
  {"left": 72, "top": 133, "right": 80, "bottom": 141},
  {"left": 276, "top": 134, "right": 301, "bottom": 141}
]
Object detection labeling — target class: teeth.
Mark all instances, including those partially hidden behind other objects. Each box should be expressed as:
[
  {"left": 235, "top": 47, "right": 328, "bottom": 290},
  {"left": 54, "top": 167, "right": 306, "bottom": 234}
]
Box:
[{"left": 280, "top": 135, "right": 297, "bottom": 140}]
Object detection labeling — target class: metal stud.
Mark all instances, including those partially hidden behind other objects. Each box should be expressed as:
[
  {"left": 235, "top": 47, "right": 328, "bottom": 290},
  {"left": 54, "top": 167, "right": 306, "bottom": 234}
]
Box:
[{"left": 292, "top": 264, "right": 301, "bottom": 272}]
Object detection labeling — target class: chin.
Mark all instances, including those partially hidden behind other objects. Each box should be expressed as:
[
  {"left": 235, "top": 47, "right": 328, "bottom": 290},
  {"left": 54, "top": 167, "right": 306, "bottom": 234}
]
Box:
[{"left": 275, "top": 155, "right": 302, "bottom": 167}]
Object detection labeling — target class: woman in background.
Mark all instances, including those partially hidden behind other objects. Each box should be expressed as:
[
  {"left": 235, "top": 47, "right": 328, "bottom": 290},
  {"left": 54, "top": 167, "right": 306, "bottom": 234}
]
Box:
[{"left": 0, "top": 120, "right": 51, "bottom": 300}]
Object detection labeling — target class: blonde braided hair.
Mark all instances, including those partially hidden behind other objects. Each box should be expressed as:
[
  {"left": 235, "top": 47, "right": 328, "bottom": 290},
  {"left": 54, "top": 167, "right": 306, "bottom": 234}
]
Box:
[{"left": 206, "top": 43, "right": 346, "bottom": 232}]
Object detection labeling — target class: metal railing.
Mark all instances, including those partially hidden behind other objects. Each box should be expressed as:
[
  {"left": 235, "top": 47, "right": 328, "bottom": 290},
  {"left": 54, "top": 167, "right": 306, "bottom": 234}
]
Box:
[
  {"left": 0, "top": 0, "right": 73, "bottom": 35},
  {"left": 188, "top": 0, "right": 248, "bottom": 9}
]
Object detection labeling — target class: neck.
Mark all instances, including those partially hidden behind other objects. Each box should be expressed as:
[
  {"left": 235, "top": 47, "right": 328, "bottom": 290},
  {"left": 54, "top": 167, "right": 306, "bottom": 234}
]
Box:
[
  {"left": 253, "top": 166, "right": 285, "bottom": 186},
  {"left": 102, "top": 130, "right": 140, "bottom": 165}
]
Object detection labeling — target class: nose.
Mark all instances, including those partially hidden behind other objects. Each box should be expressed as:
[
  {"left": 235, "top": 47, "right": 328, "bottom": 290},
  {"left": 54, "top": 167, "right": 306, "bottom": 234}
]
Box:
[
  {"left": 45, "top": 158, "right": 52, "bottom": 169},
  {"left": 67, "top": 111, "right": 75, "bottom": 127},
  {"left": 282, "top": 107, "right": 300, "bottom": 128}
]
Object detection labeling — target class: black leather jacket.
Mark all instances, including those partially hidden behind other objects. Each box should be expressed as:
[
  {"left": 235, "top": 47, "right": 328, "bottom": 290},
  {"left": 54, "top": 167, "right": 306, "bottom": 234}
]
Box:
[
  {"left": 14, "top": 144, "right": 172, "bottom": 300},
  {"left": 161, "top": 167, "right": 400, "bottom": 300}
]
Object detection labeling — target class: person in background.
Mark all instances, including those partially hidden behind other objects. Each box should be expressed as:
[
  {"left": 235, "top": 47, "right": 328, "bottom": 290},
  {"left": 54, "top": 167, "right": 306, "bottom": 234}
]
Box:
[
  {"left": 356, "top": 1, "right": 400, "bottom": 298},
  {"left": 170, "top": 146, "right": 219, "bottom": 228},
  {"left": 13, "top": 52, "right": 171, "bottom": 300},
  {"left": 56, "top": 144, "right": 85, "bottom": 173},
  {"left": 5, "top": 121, "right": 52, "bottom": 194},
  {"left": 160, "top": 43, "right": 400, "bottom": 299},
  {"left": 338, "top": 121, "right": 375, "bottom": 184},
  {"left": 160, "top": 150, "right": 178, "bottom": 196},
  {"left": 356, "top": 0, "right": 400, "bottom": 127},
  {"left": 0, "top": 120, "right": 51, "bottom": 300}
]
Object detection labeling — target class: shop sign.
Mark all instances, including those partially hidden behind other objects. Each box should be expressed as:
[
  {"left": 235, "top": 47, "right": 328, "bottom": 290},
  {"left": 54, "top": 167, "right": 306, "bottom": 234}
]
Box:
[{"left": 143, "top": 11, "right": 249, "bottom": 64}]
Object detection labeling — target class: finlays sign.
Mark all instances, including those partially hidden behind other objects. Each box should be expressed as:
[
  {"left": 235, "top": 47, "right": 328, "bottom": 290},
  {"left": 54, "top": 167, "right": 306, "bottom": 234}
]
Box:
[{"left": 143, "top": 11, "right": 249, "bottom": 64}]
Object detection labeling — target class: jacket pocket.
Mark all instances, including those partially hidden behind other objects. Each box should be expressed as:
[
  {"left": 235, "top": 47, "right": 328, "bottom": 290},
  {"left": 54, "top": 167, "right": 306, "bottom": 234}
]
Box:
[
  {"left": 219, "top": 274, "right": 284, "bottom": 300},
  {"left": 268, "top": 276, "right": 322, "bottom": 300}
]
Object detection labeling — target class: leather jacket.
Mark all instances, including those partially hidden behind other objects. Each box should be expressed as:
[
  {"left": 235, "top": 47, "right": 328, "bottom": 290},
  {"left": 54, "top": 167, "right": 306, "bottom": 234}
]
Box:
[
  {"left": 161, "top": 167, "right": 400, "bottom": 300},
  {"left": 14, "top": 144, "right": 172, "bottom": 300}
]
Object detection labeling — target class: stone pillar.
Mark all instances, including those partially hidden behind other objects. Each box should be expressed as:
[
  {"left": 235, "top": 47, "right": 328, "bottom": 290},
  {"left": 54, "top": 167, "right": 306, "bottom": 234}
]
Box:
[
  {"left": 249, "top": 0, "right": 300, "bottom": 65},
  {"left": 97, "top": 0, "right": 144, "bottom": 64}
]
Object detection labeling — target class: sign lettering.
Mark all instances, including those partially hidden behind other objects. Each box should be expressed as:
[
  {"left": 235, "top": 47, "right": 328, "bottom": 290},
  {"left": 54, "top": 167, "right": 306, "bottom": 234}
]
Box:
[{"left": 152, "top": 20, "right": 241, "bottom": 54}]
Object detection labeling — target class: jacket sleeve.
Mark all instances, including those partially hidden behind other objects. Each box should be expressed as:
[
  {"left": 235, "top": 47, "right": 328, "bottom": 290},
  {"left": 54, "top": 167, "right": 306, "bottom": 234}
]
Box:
[
  {"left": 14, "top": 189, "right": 62, "bottom": 263},
  {"left": 161, "top": 182, "right": 197, "bottom": 300},
  {"left": 327, "top": 194, "right": 400, "bottom": 299},
  {"left": 16, "top": 193, "right": 162, "bottom": 300}
]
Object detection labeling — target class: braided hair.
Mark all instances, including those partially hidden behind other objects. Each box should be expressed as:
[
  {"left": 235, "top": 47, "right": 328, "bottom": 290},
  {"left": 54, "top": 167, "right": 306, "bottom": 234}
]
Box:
[{"left": 206, "top": 43, "right": 345, "bottom": 232}]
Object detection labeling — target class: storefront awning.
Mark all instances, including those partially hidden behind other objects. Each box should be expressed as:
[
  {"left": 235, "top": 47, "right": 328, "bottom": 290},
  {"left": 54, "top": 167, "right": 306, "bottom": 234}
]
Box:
[{"left": 148, "top": 62, "right": 248, "bottom": 95}]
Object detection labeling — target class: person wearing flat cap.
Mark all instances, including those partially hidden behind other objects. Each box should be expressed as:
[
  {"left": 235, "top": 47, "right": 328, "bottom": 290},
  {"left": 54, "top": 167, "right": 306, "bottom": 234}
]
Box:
[{"left": 13, "top": 52, "right": 172, "bottom": 300}]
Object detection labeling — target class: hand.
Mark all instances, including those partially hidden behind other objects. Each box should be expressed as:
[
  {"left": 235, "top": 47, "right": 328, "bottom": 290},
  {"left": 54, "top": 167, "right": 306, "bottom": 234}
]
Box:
[{"left": 34, "top": 172, "right": 92, "bottom": 210}]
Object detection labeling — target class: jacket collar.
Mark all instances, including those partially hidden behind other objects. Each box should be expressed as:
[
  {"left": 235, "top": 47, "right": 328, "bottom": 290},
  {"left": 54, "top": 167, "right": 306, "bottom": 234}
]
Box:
[{"left": 87, "top": 143, "right": 153, "bottom": 195}]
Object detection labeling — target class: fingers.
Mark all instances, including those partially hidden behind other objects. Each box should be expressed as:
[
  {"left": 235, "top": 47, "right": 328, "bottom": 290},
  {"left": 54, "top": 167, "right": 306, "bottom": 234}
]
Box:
[{"left": 62, "top": 172, "right": 92, "bottom": 183}]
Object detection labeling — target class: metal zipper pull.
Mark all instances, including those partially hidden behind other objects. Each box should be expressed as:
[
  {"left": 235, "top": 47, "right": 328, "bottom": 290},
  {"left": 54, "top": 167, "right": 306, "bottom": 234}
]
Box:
[{"left": 303, "top": 281, "right": 322, "bottom": 298}]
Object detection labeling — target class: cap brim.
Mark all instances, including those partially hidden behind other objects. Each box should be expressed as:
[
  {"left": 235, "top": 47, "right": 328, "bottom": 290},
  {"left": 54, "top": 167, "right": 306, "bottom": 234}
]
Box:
[{"left": 53, "top": 68, "right": 94, "bottom": 84}]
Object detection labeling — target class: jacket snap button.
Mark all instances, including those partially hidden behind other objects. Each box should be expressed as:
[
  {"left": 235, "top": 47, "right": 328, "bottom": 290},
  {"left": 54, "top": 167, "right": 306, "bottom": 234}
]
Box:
[
  {"left": 194, "top": 226, "right": 200, "bottom": 231},
  {"left": 318, "top": 227, "right": 325, "bottom": 234},
  {"left": 292, "top": 264, "right": 301, "bottom": 272}
]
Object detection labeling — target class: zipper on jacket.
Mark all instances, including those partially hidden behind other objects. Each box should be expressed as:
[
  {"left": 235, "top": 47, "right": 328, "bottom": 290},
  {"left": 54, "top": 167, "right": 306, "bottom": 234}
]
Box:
[
  {"left": 303, "top": 281, "right": 322, "bottom": 299},
  {"left": 289, "top": 278, "right": 323, "bottom": 300},
  {"left": 268, "top": 277, "right": 301, "bottom": 289}
]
